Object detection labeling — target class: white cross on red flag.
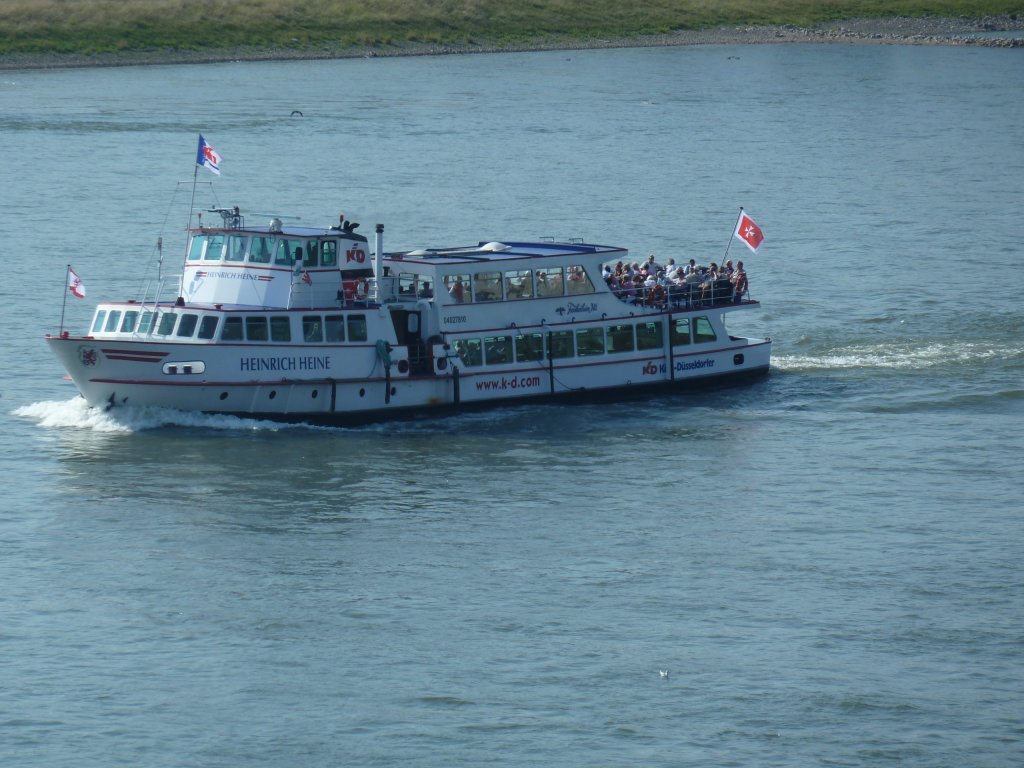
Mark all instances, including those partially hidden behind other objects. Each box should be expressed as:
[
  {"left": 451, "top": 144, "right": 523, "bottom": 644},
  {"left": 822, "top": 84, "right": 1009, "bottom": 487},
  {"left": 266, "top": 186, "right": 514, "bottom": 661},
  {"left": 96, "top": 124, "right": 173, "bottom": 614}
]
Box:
[{"left": 734, "top": 211, "right": 765, "bottom": 254}]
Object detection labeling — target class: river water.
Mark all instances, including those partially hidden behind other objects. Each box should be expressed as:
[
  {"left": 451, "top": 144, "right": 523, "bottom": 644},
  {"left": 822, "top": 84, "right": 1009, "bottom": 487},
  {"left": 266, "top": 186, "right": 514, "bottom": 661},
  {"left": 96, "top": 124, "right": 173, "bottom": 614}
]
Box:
[{"left": 3, "top": 43, "right": 1023, "bottom": 767}]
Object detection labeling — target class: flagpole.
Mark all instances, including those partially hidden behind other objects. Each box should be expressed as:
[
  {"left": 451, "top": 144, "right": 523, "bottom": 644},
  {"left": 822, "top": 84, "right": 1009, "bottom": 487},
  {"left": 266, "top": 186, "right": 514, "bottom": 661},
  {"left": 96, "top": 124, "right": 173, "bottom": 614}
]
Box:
[
  {"left": 724, "top": 206, "right": 744, "bottom": 261},
  {"left": 184, "top": 159, "right": 199, "bottom": 261},
  {"left": 59, "top": 264, "right": 70, "bottom": 335}
]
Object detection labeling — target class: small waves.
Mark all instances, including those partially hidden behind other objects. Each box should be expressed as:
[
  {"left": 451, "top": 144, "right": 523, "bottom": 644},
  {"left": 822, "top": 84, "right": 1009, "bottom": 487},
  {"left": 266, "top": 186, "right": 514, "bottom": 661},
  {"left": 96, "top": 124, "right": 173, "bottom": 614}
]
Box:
[
  {"left": 774, "top": 341, "right": 1023, "bottom": 372},
  {"left": 863, "top": 387, "right": 1024, "bottom": 414}
]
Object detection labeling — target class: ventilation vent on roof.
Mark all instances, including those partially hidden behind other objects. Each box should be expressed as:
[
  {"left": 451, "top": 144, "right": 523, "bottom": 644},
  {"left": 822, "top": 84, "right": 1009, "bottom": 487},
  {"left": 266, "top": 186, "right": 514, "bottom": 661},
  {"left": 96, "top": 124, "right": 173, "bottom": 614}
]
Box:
[{"left": 479, "top": 242, "right": 511, "bottom": 252}]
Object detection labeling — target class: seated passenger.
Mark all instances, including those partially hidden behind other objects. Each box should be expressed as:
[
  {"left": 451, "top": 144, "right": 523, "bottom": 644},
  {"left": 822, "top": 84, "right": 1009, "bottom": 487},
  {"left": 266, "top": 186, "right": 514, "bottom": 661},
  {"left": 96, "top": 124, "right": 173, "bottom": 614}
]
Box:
[
  {"left": 620, "top": 275, "right": 637, "bottom": 302},
  {"left": 648, "top": 283, "right": 667, "bottom": 308}
]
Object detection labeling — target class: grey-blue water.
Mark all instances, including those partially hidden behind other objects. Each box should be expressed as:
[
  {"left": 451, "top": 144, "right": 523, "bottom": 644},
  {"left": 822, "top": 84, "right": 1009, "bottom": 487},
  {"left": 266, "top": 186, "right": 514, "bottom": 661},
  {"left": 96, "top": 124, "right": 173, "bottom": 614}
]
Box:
[{"left": 3, "top": 43, "right": 1023, "bottom": 766}]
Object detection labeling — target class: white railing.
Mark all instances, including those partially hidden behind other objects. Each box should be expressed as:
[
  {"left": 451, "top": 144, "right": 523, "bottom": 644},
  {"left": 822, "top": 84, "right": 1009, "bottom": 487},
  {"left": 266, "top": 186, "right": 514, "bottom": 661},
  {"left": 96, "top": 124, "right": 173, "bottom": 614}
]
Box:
[{"left": 609, "top": 279, "right": 750, "bottom": 309}]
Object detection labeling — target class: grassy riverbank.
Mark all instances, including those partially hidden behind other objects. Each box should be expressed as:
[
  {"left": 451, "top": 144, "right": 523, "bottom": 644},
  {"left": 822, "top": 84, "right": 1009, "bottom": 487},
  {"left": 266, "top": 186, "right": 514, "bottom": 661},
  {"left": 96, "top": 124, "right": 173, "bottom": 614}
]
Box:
[{"left": 2, "top": 0, "right": 1022, "bottom": 57}]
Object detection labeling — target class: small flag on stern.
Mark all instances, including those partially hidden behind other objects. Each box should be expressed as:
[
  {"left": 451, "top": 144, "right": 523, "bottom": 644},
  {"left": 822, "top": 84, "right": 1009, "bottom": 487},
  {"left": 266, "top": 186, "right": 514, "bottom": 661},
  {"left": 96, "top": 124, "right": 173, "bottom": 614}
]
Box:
[
  {"left": 302, "top": 270, "right": 312, "bottom": 286},
  {"left": 196, "top": 134, "right": 222, "bottom": 175},
  {"left": 734, "top": 210, "right": 765, "bottom": 254},
  {"left": 68, "top": 266, "right": 86, "bottom": 299}
]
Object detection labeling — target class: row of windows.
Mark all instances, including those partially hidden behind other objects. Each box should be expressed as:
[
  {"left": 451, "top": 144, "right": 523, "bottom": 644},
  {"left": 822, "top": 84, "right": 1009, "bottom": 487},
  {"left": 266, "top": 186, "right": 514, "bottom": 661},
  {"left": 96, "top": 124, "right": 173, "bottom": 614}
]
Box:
[
  {"left": 452, "top": 317, "right": 717, "bottom": 367},
  {"left": 187, "top": 234, "right": 360, "bottom": 268},
  {"left": 91, "top": 309, "right": 369, "bottom": 344},
  {"left": 437, "top": 265, "right": 595, "bottom": 304}
]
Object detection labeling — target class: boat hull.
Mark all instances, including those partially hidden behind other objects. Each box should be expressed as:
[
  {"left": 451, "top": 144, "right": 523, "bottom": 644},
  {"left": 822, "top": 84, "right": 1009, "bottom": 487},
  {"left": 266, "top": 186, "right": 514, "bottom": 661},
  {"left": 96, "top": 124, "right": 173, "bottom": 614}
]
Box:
[{"left": 46, "top": 334, "right": 771, "bottom": 426}]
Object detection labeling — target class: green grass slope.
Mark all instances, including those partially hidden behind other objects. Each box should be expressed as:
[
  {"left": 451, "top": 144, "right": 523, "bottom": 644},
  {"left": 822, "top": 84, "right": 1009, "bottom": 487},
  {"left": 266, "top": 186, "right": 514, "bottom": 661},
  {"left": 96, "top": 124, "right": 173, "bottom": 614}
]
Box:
[{"left": 1, "top": 0, "right": 1021, "bottom": 55}]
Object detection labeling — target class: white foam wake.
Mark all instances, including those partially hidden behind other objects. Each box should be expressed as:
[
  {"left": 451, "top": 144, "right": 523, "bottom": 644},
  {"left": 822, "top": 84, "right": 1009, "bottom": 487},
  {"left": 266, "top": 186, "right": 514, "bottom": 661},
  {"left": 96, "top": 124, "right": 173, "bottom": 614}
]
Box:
[
  {"left": 774, "top": 341, "right": 1021, "bottom": 372},
  {"left": 12, "top": 398, "right": 312, "bottom": 433}
]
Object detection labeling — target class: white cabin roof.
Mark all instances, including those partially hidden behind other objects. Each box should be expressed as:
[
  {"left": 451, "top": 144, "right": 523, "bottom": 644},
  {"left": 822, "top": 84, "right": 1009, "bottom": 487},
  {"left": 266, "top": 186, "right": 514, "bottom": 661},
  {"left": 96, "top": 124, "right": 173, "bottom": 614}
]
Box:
[{"left": 386, "top": 240, "right": 626, "bottom": 266}]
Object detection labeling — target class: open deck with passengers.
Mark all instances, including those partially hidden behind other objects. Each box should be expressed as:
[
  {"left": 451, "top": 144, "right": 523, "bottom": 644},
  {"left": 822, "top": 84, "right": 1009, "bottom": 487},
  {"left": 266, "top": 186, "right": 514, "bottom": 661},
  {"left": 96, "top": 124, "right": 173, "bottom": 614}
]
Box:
[{"left": 46, "top": 202, "right": 772, "bottom": 425}]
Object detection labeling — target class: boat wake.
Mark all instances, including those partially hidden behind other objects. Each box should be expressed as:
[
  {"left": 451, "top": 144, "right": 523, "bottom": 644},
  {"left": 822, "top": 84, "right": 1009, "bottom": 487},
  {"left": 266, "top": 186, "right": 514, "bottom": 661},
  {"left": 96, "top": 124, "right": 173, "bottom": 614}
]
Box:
[
  {"left": 774, "top": 341, "right": 1023, "bottom": 372},
  {"left": 12, "top": 398, "right": 318, "bottom": 433}
]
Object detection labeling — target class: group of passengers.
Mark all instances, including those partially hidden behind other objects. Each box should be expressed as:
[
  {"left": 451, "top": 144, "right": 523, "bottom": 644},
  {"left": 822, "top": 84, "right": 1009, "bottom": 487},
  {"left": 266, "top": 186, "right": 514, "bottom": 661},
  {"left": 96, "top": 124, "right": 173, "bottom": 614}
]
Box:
[{"left": 603, "top": 254, "right": 748, "bottom": 308}]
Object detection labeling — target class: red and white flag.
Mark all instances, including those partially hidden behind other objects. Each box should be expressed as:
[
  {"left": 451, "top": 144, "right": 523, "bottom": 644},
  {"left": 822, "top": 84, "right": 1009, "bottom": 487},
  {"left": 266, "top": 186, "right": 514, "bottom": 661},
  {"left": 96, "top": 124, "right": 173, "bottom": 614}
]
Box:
[
  {"left": 196, "top": 134, "right": 222, "bottom": 176},
  {"left": 68, "top": 267, "right": 86, "bottom": 299},
  {"left": 734, "top": 210, "right": 765, "bottom": 254},
  {"left": 301, "top": 270, "right": 312, "bottom": 286}
]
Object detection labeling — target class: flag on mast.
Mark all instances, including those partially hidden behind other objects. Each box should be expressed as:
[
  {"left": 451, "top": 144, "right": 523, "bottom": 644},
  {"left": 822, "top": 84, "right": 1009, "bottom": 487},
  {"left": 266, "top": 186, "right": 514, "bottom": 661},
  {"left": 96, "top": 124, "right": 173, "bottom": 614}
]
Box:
[
  {"left": 68, "top": 267, "right": 86, "bottom": 299},
  {"left": 196, "top": 134, "right": 222, "bottom": 175},
  {"left": 734, "top": 210, "right": 765, "bottom": 254}
]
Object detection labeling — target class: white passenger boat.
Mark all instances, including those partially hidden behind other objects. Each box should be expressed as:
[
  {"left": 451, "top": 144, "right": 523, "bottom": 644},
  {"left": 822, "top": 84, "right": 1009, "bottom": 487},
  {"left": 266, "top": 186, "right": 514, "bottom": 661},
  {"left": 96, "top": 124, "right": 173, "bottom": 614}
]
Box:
[{"left": 47, "top": 206, "right": 771, "bottom": 424}]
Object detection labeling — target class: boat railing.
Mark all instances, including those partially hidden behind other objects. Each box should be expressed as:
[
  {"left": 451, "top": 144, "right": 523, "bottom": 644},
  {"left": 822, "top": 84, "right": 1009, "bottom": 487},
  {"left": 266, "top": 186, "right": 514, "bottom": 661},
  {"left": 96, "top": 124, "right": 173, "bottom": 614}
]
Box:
[
  {"left": 135, "top": 273, "right": 182, "bottom": 317},
  {"left": 609, "top": 279, "right": 752, "bottom": 310}
]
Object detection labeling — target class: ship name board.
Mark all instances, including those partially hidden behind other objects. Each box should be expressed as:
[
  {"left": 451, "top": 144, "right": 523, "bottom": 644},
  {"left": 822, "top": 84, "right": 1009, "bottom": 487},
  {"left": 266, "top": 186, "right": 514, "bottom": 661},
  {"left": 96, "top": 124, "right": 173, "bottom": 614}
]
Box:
[{"left": 240, "top": 355, "right": 331, "bottom": 372}]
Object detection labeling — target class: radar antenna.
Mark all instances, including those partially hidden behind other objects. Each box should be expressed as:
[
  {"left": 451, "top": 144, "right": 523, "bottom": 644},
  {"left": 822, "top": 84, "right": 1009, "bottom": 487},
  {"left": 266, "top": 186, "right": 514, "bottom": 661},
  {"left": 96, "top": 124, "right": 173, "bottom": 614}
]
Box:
[{"left": 208, "top": 206, "right": 244, "bottom": 229}]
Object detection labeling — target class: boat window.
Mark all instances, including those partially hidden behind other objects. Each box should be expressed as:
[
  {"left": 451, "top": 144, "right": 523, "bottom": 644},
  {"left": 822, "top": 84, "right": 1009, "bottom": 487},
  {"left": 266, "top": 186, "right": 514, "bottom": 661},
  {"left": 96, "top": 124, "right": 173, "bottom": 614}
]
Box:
[
  {"left": 138, "top": 311, "right": 155, "bottom": 334},
  {"left": 566, "top": 265, "right": 594, "bottom": 295},
  {"left": 444, "top": 274, "right": 471, "bottom": 303},
  {"left": 103, "top": 310, "right": 122, "bottom": 333},
  {"left": 120, "top": 311, "right": 139, "bottom": 333},
  {"left": 245, "top": 317, "right": 269, "bottom": 342},
  {"left": 504, "top": 270, "right": 533, "bottom": 300},
  {"left": 157, "top": 312, "right": 177, "bottom": 336},
  {"left": 197, "top": 316, "right": 219, "bottom": 340},
  {"left": 225, "top": 236, "right": 247, "bottom": 262},
  {"left": 637, "top": 321, "right": 663, "bottom": 350},
  {"left": 325, "top": 315, "right": 345, "bottom": 342},
  {"left": 176, "top": 313, "right": 199, "bottom": 337},
  {"left": 547, "top": 330, "right": 574, "bottom": 359},
  {"left": 671, "top": 318, "right": 691, "bottom": 346},
  {"left": 187, "top": 235, "right": 206, "bottom": 261},
  {"left": 221, "top": 316, "right": 243, "bottom": 341},
  {"left": 515, "top": 333, "right": 545, "bottom": 362},
  {"left": 320, "top": 240, "right": 338, "bottom": 267},
  {"left": 302, "top": 316, "right": 323, "bottom": 342},
  {"left": 249, "top": 236, "right": 273, "bottom": 264},
  {"left": 535, "top": 267, "right": 564, "bottom": 298},
  {"left": 694, "top": 316, "right": 717, "bottom": 343},
  {"left": 275, "top": 238, "right": 301, "bottom": 266},
  {"left": 347, "top": 314, "right": 368, "bottom": 342},
  {"left": 398, "top": 273, "right": 418, "bottom": 297},
  {"left": 454, "top": 338, "right": 483, "bottom": 367},
  {"left": 204, "top": 234, "right": 225, "bottom": 261},
  {"left": 473, "top": 272, "right": 502, "bottom": 302},
  {"left": 576, "top": 327, "right": 605, "bottom": 356},
  {"left": 91, "top": 310, "right": 107, "bottom": 333},
  {"left": 606, "top": 324, "right": 635, "bottom": 353},
  {"left": 484, "top": 335, "right": 513, "bottom": 365},
  {"left": 303, "top": 241, "right": 318, "bottom": 268},
  {"left": 270, "top": 316, "right": 291, "bottom": 342}
]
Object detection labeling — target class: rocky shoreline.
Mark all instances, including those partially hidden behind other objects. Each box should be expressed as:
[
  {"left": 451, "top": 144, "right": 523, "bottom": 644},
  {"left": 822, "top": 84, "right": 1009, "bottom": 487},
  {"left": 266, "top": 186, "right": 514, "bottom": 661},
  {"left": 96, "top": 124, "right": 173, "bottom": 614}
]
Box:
[{"left": 1, "top": 15, "right": 1020, "bottom": 71}]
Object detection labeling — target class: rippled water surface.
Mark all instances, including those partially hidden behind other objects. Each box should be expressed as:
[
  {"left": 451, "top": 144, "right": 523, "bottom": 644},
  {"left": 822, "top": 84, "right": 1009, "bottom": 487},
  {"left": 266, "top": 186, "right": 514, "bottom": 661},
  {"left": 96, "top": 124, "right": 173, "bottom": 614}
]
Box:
[{"left": 3, "top": 43, "right": 1023, "bottom": 767}]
